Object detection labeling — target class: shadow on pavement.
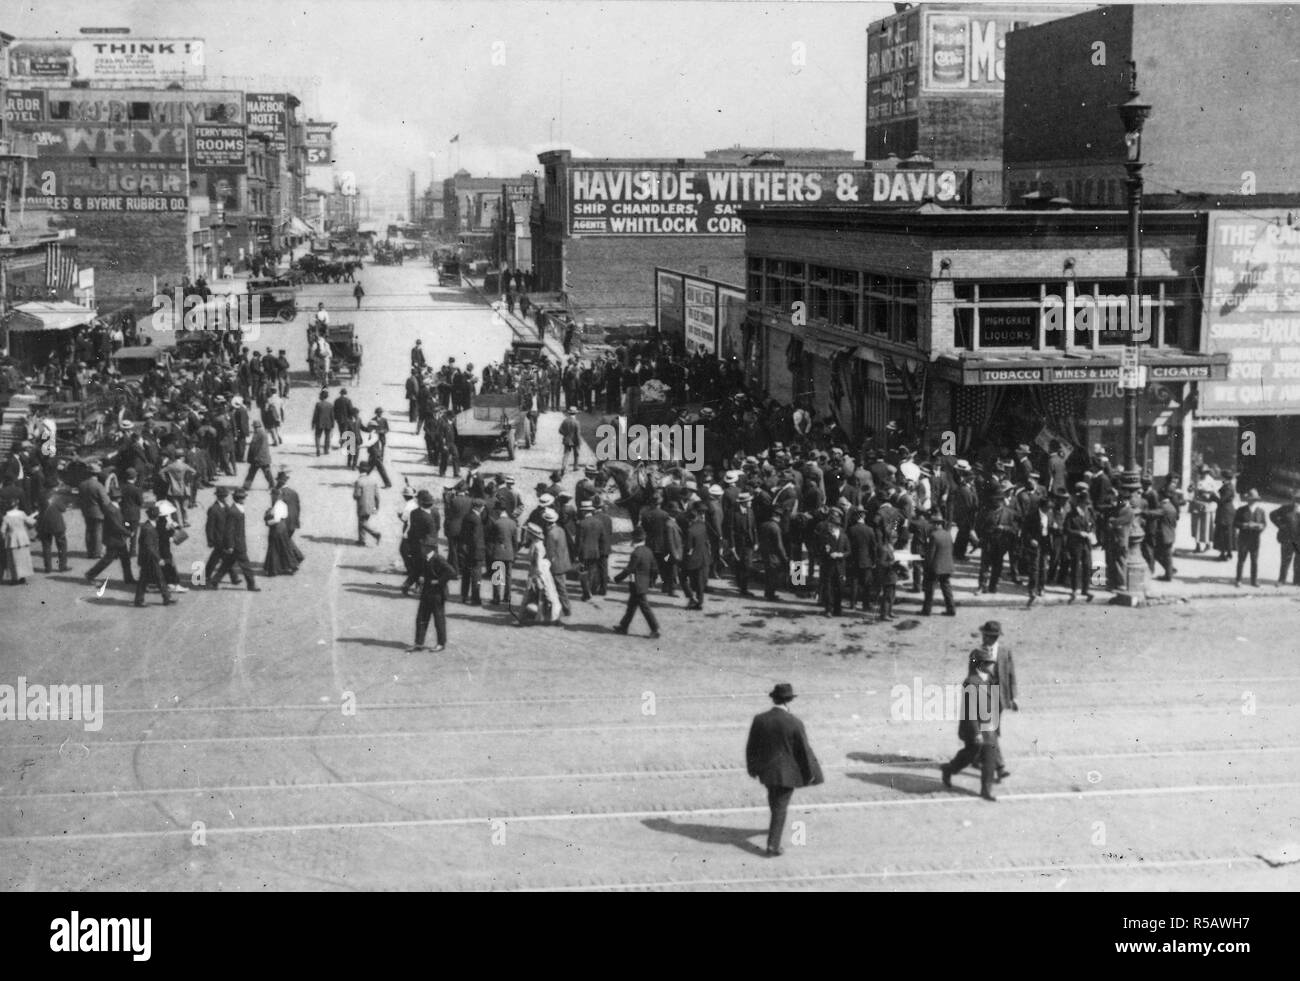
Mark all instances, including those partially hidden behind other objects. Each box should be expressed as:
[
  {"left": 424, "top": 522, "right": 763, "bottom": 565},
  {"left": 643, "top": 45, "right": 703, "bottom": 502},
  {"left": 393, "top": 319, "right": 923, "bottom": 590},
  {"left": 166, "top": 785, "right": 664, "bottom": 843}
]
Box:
[
  {"left": 846, "top": 770, "right": 951, "bottom": 796},
  {"left": 333, "top": 636, "right": 411, "bottom": 650},
  {"left": 846, "top": 752, "right": 936, "bottom": 766},
  {"left": 301, "top": 534, "right": 360, "bottom": 546},
  {"left": 641, "top": 817, "right": 768, "bottom": 856}
]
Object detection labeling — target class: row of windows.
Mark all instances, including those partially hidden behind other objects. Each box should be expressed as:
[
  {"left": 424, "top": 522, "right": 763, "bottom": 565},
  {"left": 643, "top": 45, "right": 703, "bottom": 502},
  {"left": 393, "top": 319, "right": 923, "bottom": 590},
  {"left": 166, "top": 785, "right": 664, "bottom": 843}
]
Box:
[{"left": 748, "top": 258, "right": 920, "bottom": 345}]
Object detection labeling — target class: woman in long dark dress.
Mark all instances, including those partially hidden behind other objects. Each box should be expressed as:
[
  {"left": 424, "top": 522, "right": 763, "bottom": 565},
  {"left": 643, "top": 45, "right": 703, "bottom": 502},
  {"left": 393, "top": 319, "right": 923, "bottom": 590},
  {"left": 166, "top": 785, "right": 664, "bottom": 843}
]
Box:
[
  {"left": 263, "top": 488, "right": 299, "bottom": 576},
  {"left": 1212, "top": 475, "right": 1237, "bottom": 560}
]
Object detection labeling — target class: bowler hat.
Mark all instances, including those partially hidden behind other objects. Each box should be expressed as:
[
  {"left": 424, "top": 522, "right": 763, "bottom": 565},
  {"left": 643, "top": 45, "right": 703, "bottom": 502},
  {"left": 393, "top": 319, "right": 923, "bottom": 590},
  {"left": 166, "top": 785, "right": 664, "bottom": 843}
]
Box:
[
  {"left": 769, "top": 683, "right": 796, "bottom": 702},
  {"left": 416, "top": 490, "right": 435, "bottom": 507},
  {"left": 979, "top": 620, "right": 1002, "bottom": 637},
  {"left": 232, "top": 488, "right": 248, "bottom": 501},
  {"left": 215, "top": 487, "right": 231, "bottom": 498}
]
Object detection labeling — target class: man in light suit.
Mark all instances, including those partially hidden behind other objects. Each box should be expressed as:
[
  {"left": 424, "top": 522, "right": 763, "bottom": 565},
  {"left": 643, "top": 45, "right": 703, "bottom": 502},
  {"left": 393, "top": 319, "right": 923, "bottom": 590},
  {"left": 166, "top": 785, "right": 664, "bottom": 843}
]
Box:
[
  {"left": 745, "top": 683, "right": 824, "bottom": 856},
  {"left": 966, "top": 620, "right": 1017, "bottom": 783}
]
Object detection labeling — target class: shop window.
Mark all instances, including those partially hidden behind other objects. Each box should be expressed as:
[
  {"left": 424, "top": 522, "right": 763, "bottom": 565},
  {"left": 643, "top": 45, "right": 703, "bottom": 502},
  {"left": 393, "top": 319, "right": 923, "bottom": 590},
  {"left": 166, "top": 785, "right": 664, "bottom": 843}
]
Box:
[
  {"left": 978, "top": 282, "right": 1040, "bottom": 301},
  {"left": 954, "top": 308, "right": 974, "bottom": 348},
  {"left": 866, "top": 292, "right": 888, "bottom": 337},
  {"left": 811, "top": 285, "right": 831, "bottom": 322},
  {"left": 49, "top": 100, "right": 72, "bottom": 120},
  {"left": 836, "top": 290, "right": 859, "bottom": 332},
  {"left": 954, "top": 283, "right": 976, "bottom": 301},
  {"left": 897, "top": 303, "right": 918, "bottom": 345}
]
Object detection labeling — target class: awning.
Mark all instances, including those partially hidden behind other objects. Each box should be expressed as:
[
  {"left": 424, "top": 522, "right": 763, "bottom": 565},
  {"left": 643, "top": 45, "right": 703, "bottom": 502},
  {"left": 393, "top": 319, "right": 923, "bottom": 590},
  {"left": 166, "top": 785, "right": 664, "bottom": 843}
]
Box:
[
  {"left": 3, "top": 301, "right": 96, "bottom": 332},
  {"left": 933, "top": 349, "right": 1231, "bottom": 386},
  {"left": 279, "top": 216, "right": 314, "bottom": 236}
]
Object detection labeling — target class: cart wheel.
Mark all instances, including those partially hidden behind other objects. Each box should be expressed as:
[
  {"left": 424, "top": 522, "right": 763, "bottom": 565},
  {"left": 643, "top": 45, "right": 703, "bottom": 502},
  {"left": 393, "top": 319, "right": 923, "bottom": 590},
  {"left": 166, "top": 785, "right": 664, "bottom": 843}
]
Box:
[{"left": 277, "top": 309, "right": 295, "bottom": 322}]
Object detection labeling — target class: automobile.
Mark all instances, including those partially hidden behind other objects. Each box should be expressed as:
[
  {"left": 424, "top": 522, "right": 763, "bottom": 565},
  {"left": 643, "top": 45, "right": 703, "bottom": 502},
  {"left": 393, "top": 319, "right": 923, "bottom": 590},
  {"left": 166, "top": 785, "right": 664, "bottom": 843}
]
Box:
[
  {"left": 325, "top": 324, "right": 363, "bottom": 384},
  {"left": 172, "top": 331, "right": 225, "bottom": 367},
  {"left": 438, "top": 259, "right": 462, "bottom": 287},
  {"left": 453, "top": 392, "right": 530, "bottom": 461},
  {"left": 503, "top": 339, "right": 549, "bottom": 367},
  {"left": 110, "top": 345, "right": 173, "bottom": 379},
  {"left": 247, "top": 286, "right": 298, "bottom": 322}
]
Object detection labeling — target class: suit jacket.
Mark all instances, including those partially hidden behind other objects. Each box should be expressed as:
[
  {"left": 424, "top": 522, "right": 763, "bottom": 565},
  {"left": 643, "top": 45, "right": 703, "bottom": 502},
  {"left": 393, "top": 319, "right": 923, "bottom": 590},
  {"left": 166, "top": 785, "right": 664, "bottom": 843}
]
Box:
[
  {"left": 223, "top": 505, "right": 249, "bottom": 555},
  {"left": 205, "top": 502, "right": 228, "bottom": 548},
  {"left": 925, "top": 526, "right": 955, "bottom": 575},
  {"left": 968, "top": 643, "right": 1017, "bottom": 711},
  {"left": 486, "top": 513, "right": 518, "bottom": 562},
  {"left": 664, "top": 518, "right": 683, "bottom": 563},
  {"left": 559, "top": 418, "right": 580, "bottom": 447},
  {"left": 818, "top": 524, "right": 848, "bottom": 572},
  {"left": 119, "top": 483, "right": 144, "bottom": 524},
  {"left": 137, "top": 519, "right": 162, "bottom": 561},
  {"left": 444, "top": 493, "right": 473, "bottom": 545},
  {"left": 37, "top": 500, "right": 66, "bottom": 538},
  {"left": 1145, "top": 501, "right": 1178, "bottom": 546},
  {"left": 407, "top": 507, "right": 439, "bottom": 549},
  {"left": 1234, "top": 503, "right": 1267, "bottom": 538},
  {"left": 727, "top": 506, "right": 758, "bottom": 550},
  {"left": 595, "top": 510, "right": 613, "bottom": 556},
  {"left": 248, "top": 432, "right": 272, "bottom": 466},
  {"left": 333, "top": 396, "right": 354, "bottom": 429},
  {"left": 575, "top": 514, "right": 607, "bottom": 562},
  {"left": 545, "top": 524, "right": 574, "bottom": 574},
  {"left": 353, "top": 474, "right": 381, "bottom": 517},
  {"left": 459, "top": 510, "right": 486, "bottom": 564},
  {"left": 639, "top": 505, "right": 671, "bottom": 555},
  {"left": 681, "top": 520, "right": 711, "bottom": 570},
  {"left": 847, "top": 522, "right": 878, "bottom": 570},
  {"left": 78, "top": 477, "right": 110, "bottom": 520},
  {"left": 616, "top": 543, "right": 656, "bottom": 595},
  {"left": 758, "top": 518, "right": 787, "bottom": 568},
  {"left": 101, "top": 501, "right": 128, "bottom": 547},
  {"left": 311, "top": 399, "right": 335, "bottom": 430},
  {"left": 1270, "top": 503, "right": 1300, "bottom": 543},
  {"left": 745, "top": 707, "right": 824, "bottom": 789},
  {"left": 956, "top": 669, "right": 999, "bottom": 742}
]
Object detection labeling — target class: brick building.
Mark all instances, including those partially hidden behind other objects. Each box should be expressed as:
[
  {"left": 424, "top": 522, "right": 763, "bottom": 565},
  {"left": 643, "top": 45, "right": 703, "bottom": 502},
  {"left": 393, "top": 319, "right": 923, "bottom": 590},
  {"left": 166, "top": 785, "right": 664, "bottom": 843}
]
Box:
[
  {"left": 741, "top": 205, "right": 1229, "bottom": 485},
  {"left": 532, "top": 149, "right": 969, "bottom": 330},
  {"left": 865, "top": 2, "right": 1091, "bottom": 205}
]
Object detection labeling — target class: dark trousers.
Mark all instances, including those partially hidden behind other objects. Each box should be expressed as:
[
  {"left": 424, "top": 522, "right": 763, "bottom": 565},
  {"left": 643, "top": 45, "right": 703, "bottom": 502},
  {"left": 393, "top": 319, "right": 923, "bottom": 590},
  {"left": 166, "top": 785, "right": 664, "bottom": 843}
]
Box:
[
  {"left": 946, "top": 733, "right": 997, "bottom": 797},
  {"left": 681, "top": 565, "right": 707, "bottom": 605},
  {"left": 1236, "top": 537, "right": 1261, "bottom": 584},
  {"left": 953, "top": 521, "right": 973, "bottom": 559},
  {"left": 1047, "top": 536, "right": 1067, "bottom": 585},
  {"left": 821, "top": 564, "right": 843, "bottom": 615},
  {"left": 1281, "top": 541, "right": 1300, "bottom": 584},
  {"left": 490, "top": 559, "right": 513, "bottom": 605},
  {"left": 921, "top": 571, "right": 954, "bottom": 614},
  {"left": 734, "top": 550, "right": 753, "bottom": 594},
  {"left": 235, "top": 437, "right": 247, "bottom": 463},
  {"left": 134, "top": 554, "right": 172, "bottom": 606},
  {"left": 1023, "top": 540, "right": 1048, "bottom": 594},
  {"left": 764, "top": 562, "right": 783, "bottom": 600},
  {"left": 436, "top": 444, "right": 460, "bottom": 477},
  {"left": 563, "top": 443, "right": 580, "bottom": 471},
  {"left": 1152, "top": 541, "right": 1174, "bottom": 577},
  {"left": 877, "top": 578, "right": 896, "bottom": 619},
  {"left": 1067, "top": 544, "right": 1093, "bottom": 595},
  {"left": 400, "top": 540, "right": 419, "bottom": 590},
  {"left": 618, "top": 589, "right": 659, "bottom": 633},
  {"left": 579, "top": 561, "right": 599, "bottom": 600},
  {"left": 551, "top": 570, "right": 572, "bottom": 615},
  {"left": 415, "top": 587, "right": 447, "bottom": 647},
  {"left": 369, "top": 452, "right": 392, "bottom": 488},
  {"left": 83, "top": 516, "right": 103, "bottom": 558},
  {"left": 39, "top": 534, "right": 68, "bottom": 572},
  {"left": 979, "top": 531, "right": 1013, "bottom": 591},
  {"left": 211, "top": 550, "right": 258, "bottom": 589},
  {"left": 765, "top": 785, "right": 794, "bottom": 853},
  {"left": 595, "top": 556, "right": 609, "bottom": 595},
  {"left": 460, "top": 561, "right": 483, "bottom": 604},
  {"left": 850, "top": 567, "right": 877, "bottom": 609},
  {"left": 87, "top": 543, "right": 135, "bottom": 583},
  {"left": 205, "top": 546, "right": 242, "bottom": 585},
  {"left": 243, "top": 463, "right": 274, "bottom": 490},
  {"left": 651, "top": 552, "right": 677, "bottom": 595},
  {"left": 314, "top": 427, "right": 332, "bottom": 454},
  {"left": 1107, "top": 542, "right": 1126, "bottom": 589}
]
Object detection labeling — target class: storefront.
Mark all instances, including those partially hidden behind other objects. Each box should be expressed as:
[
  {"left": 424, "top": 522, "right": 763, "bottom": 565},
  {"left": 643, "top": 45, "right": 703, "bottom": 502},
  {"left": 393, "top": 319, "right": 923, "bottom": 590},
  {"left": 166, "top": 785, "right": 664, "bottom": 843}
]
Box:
[{"left": 742, "top": 205, "right": 1229, "bottom": 481}]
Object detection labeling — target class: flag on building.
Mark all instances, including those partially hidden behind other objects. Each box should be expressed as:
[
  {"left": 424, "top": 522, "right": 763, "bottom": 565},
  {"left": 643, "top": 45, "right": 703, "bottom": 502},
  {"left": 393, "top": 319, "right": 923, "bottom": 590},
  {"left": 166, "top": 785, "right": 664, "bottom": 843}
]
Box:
[
  {"left": 45, "top": 243, "right": 78, "bottom": 292},
  {"left": 449, "top": 134, "right": 460, "bottom": 143}
]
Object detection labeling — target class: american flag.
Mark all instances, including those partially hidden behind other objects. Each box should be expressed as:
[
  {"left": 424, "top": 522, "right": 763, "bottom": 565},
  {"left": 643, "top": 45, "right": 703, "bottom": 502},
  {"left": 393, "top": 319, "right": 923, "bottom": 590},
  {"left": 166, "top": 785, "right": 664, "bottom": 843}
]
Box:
[
  {"left": 953, "top": 386, "right": 987, "bottom": 452},
  {"left": 46, "top": 243, "right": 78, "bottom": 291}
]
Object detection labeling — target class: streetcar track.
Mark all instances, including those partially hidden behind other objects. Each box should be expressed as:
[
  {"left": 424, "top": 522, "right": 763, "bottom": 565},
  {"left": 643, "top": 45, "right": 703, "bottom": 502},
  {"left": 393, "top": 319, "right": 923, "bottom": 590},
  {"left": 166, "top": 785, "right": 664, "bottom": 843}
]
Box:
[
  {"left": 1, "top": 780, "right": 1295, "bottom": 844},
  {"left": 4, "top": 744, "right": 1298, "bottom": 801}
]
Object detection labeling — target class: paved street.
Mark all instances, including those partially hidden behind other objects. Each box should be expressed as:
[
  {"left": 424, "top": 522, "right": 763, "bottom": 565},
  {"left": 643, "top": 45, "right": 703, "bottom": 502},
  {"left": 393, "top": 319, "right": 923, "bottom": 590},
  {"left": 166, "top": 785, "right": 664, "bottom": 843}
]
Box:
[{"left": 3, "top": 261, "right": 1298, "bottom": 891}]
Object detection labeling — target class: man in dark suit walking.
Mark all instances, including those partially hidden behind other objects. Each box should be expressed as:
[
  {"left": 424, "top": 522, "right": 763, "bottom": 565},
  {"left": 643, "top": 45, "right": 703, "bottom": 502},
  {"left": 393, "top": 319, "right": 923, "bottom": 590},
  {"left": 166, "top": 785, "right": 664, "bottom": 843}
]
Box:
[
  {"left": 85, "top": 489, "right": 135, "bottom": 584},
  {"left": 613, "top": 528, "right": 660, "bottom": 638},
  {"left": 758, "top": 510, "right": 788, "bottom": 602},
  {"left": 134, "top": 503, "right": 174, "bottom": 607},
  {"left": 940, "top": 654, "right": 1000, "bottom": 802},
  {"left": 459, "top": 498, "right": 486, "bottom": 605},
  {"left": 410, "top": 534, "right": 457, "bottom": 653},
  {"left": 1269, "top": 489, "right": 1300, "bottom": 585},
  {"left": 727, "top": 490, "right": 759, "bottom": 597},
  {"left": 966, "top": 620, "right": 1017, "bottom": 783},
  {"left": 485, "top": 502, "right": 518, "bottom": 606},
  {"left": 680, "top": 503, "right": 711, "bottom": 609},
  {"left": 745, "top": 683, "right": 824, "bottom": 856},
  {"left": 208, "top": 489, "right": 260, "bottom": 591},
  {"left": 920, "top": 511, "right": 957, "bottom": 616},
  {"left": 574, "top": 500, "right": 606, "bottom": 601},
  {"left": 1234, "top": 489, "right": 1268, "bottom": 587}
]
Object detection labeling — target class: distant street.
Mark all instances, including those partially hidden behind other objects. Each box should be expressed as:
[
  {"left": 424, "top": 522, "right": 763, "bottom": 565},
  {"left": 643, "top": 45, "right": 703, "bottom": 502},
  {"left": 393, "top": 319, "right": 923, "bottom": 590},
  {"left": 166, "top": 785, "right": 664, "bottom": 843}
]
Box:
[{"left": 2, "top": 262, "right": 1298, "bottom": 891}]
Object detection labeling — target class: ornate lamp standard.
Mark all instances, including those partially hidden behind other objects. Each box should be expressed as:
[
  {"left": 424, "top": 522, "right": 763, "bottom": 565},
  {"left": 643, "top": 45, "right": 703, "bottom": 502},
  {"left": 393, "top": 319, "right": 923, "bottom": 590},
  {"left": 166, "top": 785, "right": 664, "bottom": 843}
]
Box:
[{"left": 1113, "top": 60, "right": 1153, "bottom": 607}]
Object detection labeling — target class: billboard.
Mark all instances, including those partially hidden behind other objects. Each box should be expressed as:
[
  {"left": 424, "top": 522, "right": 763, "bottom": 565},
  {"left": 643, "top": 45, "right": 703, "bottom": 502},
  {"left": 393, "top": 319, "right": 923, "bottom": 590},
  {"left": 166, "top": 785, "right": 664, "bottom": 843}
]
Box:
[
  {"left": 684, "top": 281, "right": 718, "bottom": 355},
  {"left": 866, "top": 6, "right": 921, "bottom": 126},
  {"left": 7, "top": 38, "right": 205, "bottom": 83},
  {"left": 571, "top": 167, "right": 968, "bottom": 235},
  {"left": 24, "top": 88, "right": 242, "bottom": 124},
  {"left": 4, "top": 90, "right": 46, "bottom": 123},
  {"left": 304, "top": 122, "right": 334, "bottom": 165},
  {"left": 245, "top": 93, "right": 289, "bottom": 153},
  {"left": 30, "top": 159, "right": 187, "bottom": 198},
  {"left": 922, "top": 8, "right": 1076, "bottom": 93},
  {"left": 657, "top": 271, "right": 684, "bottom": 339},
  {"left": 21, "top": 195, "right": 187, "bottom": 213},
  {"left": 192, "top": 125, "right": 247, "bottom": 169},
  {"left": 1199, "top": 211, "right": 1300, "bottom": 416},
  {"left": 20, "top": 125, "right": 188, "bottom": 157}
]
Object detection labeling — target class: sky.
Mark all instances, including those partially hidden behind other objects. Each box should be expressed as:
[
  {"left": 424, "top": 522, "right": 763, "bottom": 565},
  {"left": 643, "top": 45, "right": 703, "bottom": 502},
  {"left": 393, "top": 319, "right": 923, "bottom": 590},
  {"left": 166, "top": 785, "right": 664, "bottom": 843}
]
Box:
[{"left": 8, "top": 0, "right": 904, "bottom": 219}]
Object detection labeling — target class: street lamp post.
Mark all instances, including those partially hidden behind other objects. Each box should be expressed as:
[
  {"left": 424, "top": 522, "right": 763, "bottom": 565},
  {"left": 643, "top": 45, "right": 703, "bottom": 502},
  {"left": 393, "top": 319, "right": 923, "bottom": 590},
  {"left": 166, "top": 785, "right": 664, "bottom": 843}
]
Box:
[{"left": 1114, "top": 60, "right": 1153, "bottom": 606}]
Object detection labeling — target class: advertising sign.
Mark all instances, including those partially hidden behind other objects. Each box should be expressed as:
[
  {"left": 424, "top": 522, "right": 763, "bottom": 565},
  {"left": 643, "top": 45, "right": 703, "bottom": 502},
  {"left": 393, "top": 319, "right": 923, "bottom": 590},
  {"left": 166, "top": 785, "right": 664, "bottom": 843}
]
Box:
[
  {"left": 28, "top": 89, "right": 241, "bottom": 125},
  {"left": 304, "top": 122, "right": 334, "bottom": 165},
  {"left": 657, "top": 271, "right": 684, "bottom": 338},
  {"left": 192, "top": 125, "right": 246, "bottom": 169},
  {"left": 245, "top": 93, "right": 289, "bottom": 153},
  {"left": 684, "top": 281, "right": 718, "bottom": 355},
  {"left": 7, "top": 38, "right": 205, "bottom": 82},
  {"left": 22, "top": 194, "right": 188, "bottom": 213},
  {"left": 571, "top": 167, "right": 967, "bottom": 235},
  {"left": 922, "top": 9, "right": 1074, "bottom": 93},
  {"left": 866, "top": 6, "right": 921, "bottom": 125},
  {"left": 4, "top": 90, "right": 46, "bottom": 123},
  {"left": 21, "top": 125, "right": 188, "bottom": 156},
  {"left": 718, "top": 288, "right": 746, "bottom": 362},
  {"left": 1200, "top": 211, "right": 1300, "bottom": 415},
  {"left": 34, "top": 159, "right": 187, "bottom": 197}
]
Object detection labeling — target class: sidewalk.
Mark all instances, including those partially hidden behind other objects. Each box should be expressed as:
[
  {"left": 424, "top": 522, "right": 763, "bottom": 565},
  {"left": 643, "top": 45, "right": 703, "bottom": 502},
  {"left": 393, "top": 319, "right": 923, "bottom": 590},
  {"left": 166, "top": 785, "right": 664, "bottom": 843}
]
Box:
[{"left": 463, "top": 275, "right": 567, "bottom": 364}]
